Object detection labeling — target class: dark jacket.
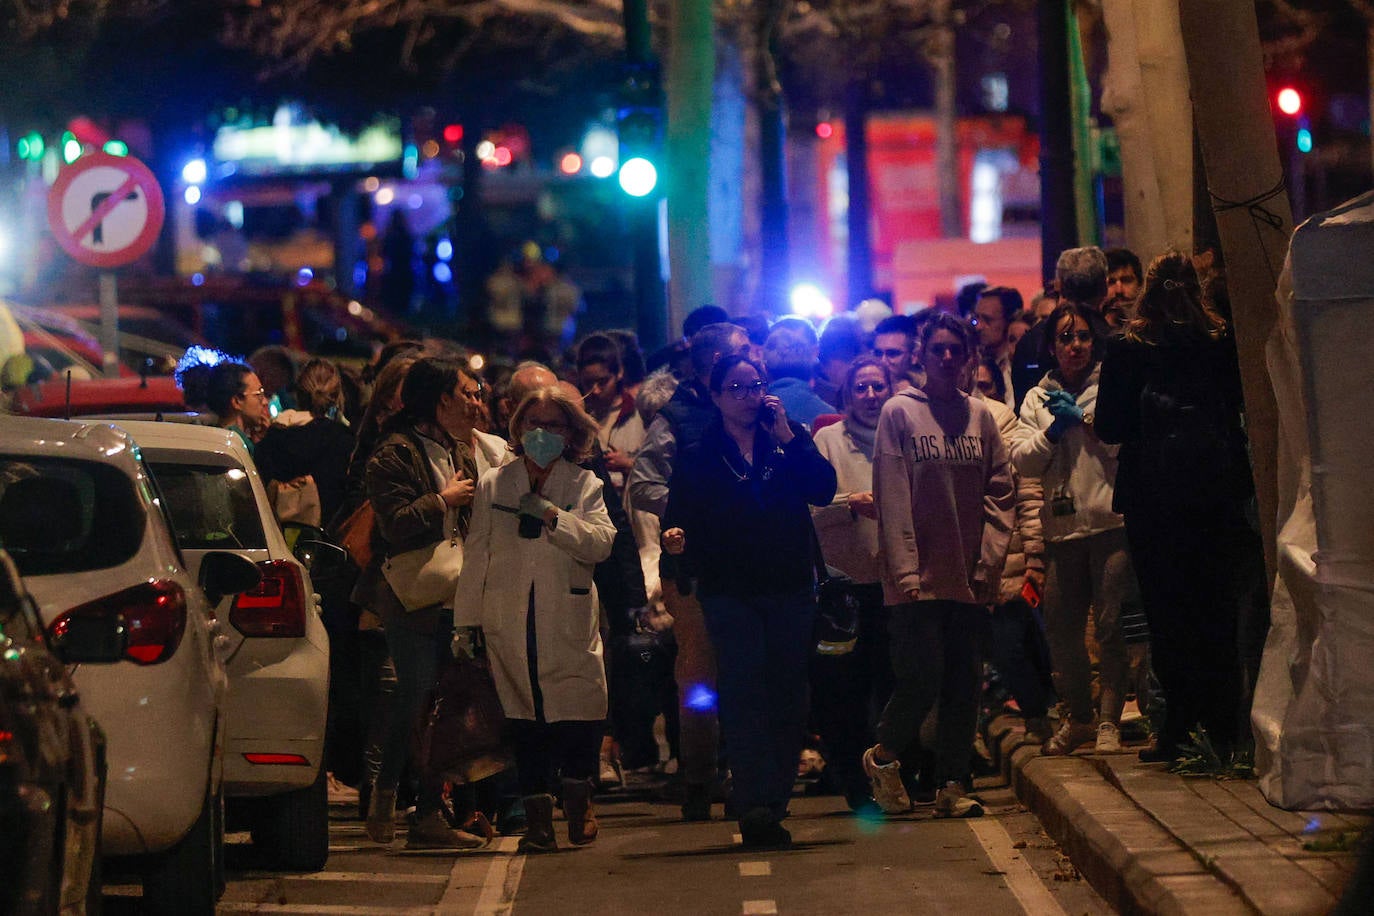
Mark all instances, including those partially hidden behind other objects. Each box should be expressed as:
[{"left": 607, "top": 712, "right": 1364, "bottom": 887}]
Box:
[
  {"left": 254, "top": 415, "right": 355, "bottom": 527},
  {"left": 664, "top": 417, "right": 837, "bottom": 598},
  {"left": 355, "top": 423, "right": 462, "bottom": 630},
  {"left": 1095, "top": 331, "right": 1253, "bottom": 516},
  {"left": 584, "top": 442, "right": 649, "bottom": 630}
]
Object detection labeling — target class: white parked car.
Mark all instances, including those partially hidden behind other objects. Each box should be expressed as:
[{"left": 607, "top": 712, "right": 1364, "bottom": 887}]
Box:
[
  {"left": 118, "top": 420, "right": 334, "bottom": 872},
  {"left": 0, "top": 415, "right": 259, "bottom": 915}
]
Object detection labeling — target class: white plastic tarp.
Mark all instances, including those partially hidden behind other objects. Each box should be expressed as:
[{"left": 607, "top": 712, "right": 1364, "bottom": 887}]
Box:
[{"left": 1254, "top": 190, "right": 1374, "bottom": 810}]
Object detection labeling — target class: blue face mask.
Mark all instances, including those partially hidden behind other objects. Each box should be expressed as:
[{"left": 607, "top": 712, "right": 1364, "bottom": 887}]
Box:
[{"left": 522, "top": 427, "right": 566, "bottom": 468}]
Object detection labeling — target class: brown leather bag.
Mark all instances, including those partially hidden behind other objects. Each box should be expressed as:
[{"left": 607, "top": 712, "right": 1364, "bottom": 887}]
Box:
[
  {"left": 267, "top": 475, "right": 322, "bottom": 528},
  {"left": 334, "top": 500, "right": 376, "bottom": 569},
  {"left": 413, "top": 654, "right": 511, "bottom": 786}
]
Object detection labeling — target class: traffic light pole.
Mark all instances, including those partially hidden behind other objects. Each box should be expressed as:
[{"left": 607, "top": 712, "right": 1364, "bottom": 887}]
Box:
[{"left": 622, "top": 0, "right": 668, "bottom": 349}]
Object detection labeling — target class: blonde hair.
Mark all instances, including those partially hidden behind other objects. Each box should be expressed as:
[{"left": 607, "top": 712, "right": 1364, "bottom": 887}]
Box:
[{"left": 508, "top": 387, "right": 600, "bottom": 463}]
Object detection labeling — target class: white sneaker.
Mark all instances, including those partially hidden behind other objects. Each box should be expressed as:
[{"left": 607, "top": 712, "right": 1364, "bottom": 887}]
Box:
[
  {"left": 598, "top": 754, "right": 623, "bottom": 788},
  {"left": 1042, "top": 719, "right": 1097, "bottom": 756},
  {"left": 862, "top": 746, "right": 912, "bottom": 814},
  {"left": 934, "top": 781, "right": 984, "bottom": 819},
  {"left": 1095, "top": 721, "right": 1123, "bottom": 753}
]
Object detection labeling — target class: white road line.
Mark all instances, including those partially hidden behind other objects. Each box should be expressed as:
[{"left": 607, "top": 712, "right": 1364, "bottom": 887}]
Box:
[
  {"left": 738, "top": 861, "right": 772, "bottom": 877},
  {"left": 274, "top": 871, "right": 450, "bottom": 884},
  {"left": 966, "top": 818, "right": 1070, "bottom": 916},
  {"left": 741, "top": 901, "right": 779, "bottom": 915},
  {"left": 431, "top": 835, "right": 526, "bottom": 915},
  {"left": 217, "top": 904, "right": 433, "bottom": 915}
]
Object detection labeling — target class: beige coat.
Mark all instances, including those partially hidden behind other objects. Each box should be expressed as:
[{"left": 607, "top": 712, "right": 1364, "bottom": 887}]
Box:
[{"left": 453, "top": 458, "right": 616, "bottom": 722}]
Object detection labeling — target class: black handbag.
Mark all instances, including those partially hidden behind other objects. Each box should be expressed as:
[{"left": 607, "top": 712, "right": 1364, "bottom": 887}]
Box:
[{"left": 811, "top": 523, "right": 861, "bottom": 656}]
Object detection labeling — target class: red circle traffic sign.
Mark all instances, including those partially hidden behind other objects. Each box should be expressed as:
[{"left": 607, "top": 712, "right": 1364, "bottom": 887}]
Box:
[{"left": 47, "top": 152, "right": 166, "bottom": 269}]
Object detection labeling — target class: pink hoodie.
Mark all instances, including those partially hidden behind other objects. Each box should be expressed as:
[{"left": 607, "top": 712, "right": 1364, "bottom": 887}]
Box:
[{"left": 873, "top": 386, "right": 1015, "bottom": 606}]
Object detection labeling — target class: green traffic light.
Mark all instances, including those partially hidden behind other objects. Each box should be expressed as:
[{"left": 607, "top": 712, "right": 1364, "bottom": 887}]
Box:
[
  {"left": 619, "top": 157, "right": 658, "bottom": 197},
  {"left": 17, "top": 132, "right": 44, "bottom": 161}
]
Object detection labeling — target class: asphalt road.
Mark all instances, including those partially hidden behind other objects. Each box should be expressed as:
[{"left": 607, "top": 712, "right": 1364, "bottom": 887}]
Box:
[{"left": 102, "top": 775, "right": 1111, "bottom": 915}]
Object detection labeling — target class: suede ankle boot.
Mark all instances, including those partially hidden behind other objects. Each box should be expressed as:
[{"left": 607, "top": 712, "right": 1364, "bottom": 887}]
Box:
[
  {"left": 562, "top": 778, "right": 599, "bottom": 846},
  {"left": 365, "top": 787, "right": 397, "bottom": 844},
  {"left": 518, "top": 794, "right": 558, "bottom": 853}
]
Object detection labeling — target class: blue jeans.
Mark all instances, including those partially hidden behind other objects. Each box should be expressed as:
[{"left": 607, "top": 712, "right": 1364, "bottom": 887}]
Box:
[
  {"left": 378, "top": 619, "right": 451, "bottom": 816},
  {"left": 700, "top": 588, "right": 815, "bottom": 821}
]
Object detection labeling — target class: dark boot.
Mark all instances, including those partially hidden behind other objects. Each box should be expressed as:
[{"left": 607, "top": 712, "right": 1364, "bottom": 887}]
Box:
[
  {"left": 517, "top": 794, "right": 558, "bottom": 853},
  {"left": 562, "top": 778, "right": 599, "bottom": 846}
]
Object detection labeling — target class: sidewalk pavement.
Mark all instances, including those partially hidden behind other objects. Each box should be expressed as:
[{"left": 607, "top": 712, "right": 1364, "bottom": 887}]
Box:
[{"left": 985, "top": 714, "right": 1370, "bottom": 915}]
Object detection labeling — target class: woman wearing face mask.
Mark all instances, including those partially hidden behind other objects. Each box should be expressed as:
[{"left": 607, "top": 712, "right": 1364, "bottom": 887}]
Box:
[
  {"left": 660, "top": 355, "right": 838, "bottom": 848},
  {"left": 453, "top": 387, "right": 616, "bottom": 853},
  {"left": 810, "top": 356, "right": 895, "bottom": 811},
  {"left": 1011, "top": 303, "right": 1134, "bottom": 758},
  {"left": 361, "top": 357, "right": 488, "bottom": 850}
]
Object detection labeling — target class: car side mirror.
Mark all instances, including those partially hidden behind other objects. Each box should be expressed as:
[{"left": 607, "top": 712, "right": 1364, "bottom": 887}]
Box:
[
  {"left": 199, "top": 551, "right": 263, "bottom": 605},
  {"left": 50, "top": 614, "right": 127, "bottom": 664},
  {"left": 293, "top": 539, "right": 350, "bottom": 584},
  {"left": 280, "top": 521, "right": 327, "bottom": 553}
]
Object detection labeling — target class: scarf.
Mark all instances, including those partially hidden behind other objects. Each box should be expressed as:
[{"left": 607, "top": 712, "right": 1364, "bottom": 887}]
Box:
[{"left": 843, "top": 415, "right": 878, "bottom": 459}]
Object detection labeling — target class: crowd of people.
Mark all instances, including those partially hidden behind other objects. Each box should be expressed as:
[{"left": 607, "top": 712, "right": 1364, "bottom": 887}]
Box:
[{"left": 170, "top": 243, "right": 1267, "bottom": 853}]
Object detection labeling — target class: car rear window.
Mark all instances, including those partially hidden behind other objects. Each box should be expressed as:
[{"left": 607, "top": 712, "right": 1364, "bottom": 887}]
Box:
[
  {"left": 147, "top": 462, "right": 267, "bottom": 550},
  {"left": 0, "top": 457, "right": 144, "bottom": 576}
]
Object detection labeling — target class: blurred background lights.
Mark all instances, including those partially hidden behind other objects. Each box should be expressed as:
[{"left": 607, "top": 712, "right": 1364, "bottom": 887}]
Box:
[
  {"left": 296, "top": 267, "right": 314, "bottom": 286},
  {"left": 1277, "top": 88, "right": 1303, "bottom": 116},
  {"left": 589, "top": 155, "right": 616, "bottom": 179},
  {"left": 618, "top": 157, "right": 657, "bottom": 196},
  {"left": 476, "top": 140, "right": 496, "bottom": 160},
  {"left": 182, "top": 158, "right": 207, "bottom": 184},
  {"left": 102, "top": 139, "right": 128, "bottom": 157},
  {"left": 374, "top": 187, "right": 395, "bottom": 206},
  {"left": 62, "top": 138, "right": 83, "bottom": 164},
  {"left": 789, "top": 283, "right": 834, "bottom": 320},
  {"left": 184, "top": 186, "right": 202, "bottom": 205},
  {"left": 559, "top": 152, "right": 583, "bottom": 175},
  {"left": 468, "top": 354, "right": 486, "bottom": 372},
  {"left": 815, "top": 122, "right": 834, "bottom": 139},
  {"left": 436, "top": 238, "right": 453, "bottom": 261}
]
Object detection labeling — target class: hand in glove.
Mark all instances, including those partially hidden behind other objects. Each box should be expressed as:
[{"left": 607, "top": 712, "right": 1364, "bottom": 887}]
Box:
[
  {"left": 518, "top": 490, "right": 558, "bottom": 523},
  {"left": 1045, "top": 389, "right": 1084, "bottom": 441}
]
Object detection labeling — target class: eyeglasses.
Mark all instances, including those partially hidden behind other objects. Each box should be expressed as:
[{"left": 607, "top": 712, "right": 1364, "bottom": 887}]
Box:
[
  {"left": 873, "top": 348, "right": 908, "bottom": 360},
  {"left": 1056, "top": 330, "right": 1094, "bottom": 345},
  {"left": 970, "top": 313, "right": 1002, "bottom": 327},
  {"left": 241, "top": 387, "right": 268, "bottom": 401},
  {"left": 852, "top": 381, "right": 888, "bottom": 395},
  {"left": 927, "top": 343, "right": 967, "bottom": 358},
  {"left": 724, "top": 380, "right": 766, "bottom": 400}
]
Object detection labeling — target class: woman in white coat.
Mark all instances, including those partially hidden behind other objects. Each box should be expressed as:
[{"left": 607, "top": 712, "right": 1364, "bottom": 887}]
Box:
[{"left": 454, "top": 387, "right": 616, "bottom": 853}]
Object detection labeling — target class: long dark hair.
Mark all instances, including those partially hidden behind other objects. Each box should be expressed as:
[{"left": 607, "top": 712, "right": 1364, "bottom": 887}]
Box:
[
  {"left": 396, "top": 357, "right": 464, "bottom": 426},
  {"left": 1127, "top": 251, "right": 1227, "bottom": 345},
  {"left": 1038, "top": 301, "right": 1102, "bottom": 374}
]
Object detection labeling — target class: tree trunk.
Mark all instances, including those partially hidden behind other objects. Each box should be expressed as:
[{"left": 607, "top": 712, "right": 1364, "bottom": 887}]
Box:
[
  {"left": 1178, "top": 0, "right": 1290, "bottom": 584},
  {"left": 845, "top": 77, "right": 873, "bottom": 307},
  {"left": 1039, "top": 0, "right": 1078, "bottom": 283},
  {"left": 1100, "top": 0, "right": 1169, "bottom": 258},
  {"left": 755, "top": 0, "right": 790, "bottom": 315},
  {"left": 665, "top": 0, "right": 713, "bottom": 342},
  {"left": 1131, "top": 0, "right": 1193, "bottom": 254},
  {"left": 931, "top": 0, "right": 961, "bottom": 239}
]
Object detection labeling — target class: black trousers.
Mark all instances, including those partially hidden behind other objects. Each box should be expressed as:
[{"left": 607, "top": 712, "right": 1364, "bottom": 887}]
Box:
[{"left": 1122, "top": 500, "right": 1265, "bottom": 752}]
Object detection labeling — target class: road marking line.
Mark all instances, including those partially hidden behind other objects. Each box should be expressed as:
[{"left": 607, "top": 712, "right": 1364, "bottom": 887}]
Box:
[
  {"left": 275, "top": 871, "right": 449, "bottom": 884},
  {"left": 966, "top": 818, "right": 1070, "bottom": 916},
  {"left": 738, "top": 861, "right": 772, "bottom": 877},
  {"left": 217, "top": 904, "right": 432, "bottom": 915},
  {"left": 434, "top": 835, "right": 525, "bottom": 915},
  {"left": 742, "top": 900, "right": 779, "bottom": 915}
]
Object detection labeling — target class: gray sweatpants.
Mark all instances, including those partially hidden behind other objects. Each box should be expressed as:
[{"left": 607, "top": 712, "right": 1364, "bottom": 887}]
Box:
[{"left": 1043, "top": 527, "right": 1134, "bottom": 726}]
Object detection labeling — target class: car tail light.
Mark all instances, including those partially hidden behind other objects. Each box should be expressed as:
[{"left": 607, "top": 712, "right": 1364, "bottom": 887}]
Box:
[
  {"left": 230, "top": 560, "right": 306, "bottom": 638},
  {"left": 243, "top": 753, "right": 311, "bottom": 766},
  {"left": 51, "top": 580, "right": 188, "bottom": 665}
]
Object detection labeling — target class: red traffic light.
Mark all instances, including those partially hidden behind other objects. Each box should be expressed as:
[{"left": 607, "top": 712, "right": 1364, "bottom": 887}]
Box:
[
  {"left": 443, "top": 124, "right": 463, "bottom": 144},
  {"left": 1277, "top": 88, "right": 1302, "bottom": 116}
]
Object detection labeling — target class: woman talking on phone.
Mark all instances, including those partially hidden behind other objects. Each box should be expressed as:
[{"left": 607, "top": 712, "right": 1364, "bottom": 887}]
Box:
[{"left": 661, "top": 355, "right": 837, "bottom": 848}]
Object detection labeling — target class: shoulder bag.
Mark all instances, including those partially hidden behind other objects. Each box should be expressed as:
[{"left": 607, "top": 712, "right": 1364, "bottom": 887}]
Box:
[
  {"left": 383, "top": 534, "right": 463, "bottom": 611},
  {"left": 811, "top": 523, "right": 860, "bottom": 656}
]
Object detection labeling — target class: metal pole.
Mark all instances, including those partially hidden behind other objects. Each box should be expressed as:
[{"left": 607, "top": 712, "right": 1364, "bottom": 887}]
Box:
[
  {"left": 1038, "top": 0, "right": 1078, "bottom": 284},
  {"left": 99, "top": 271, "right": 119, "bottom": 378}
]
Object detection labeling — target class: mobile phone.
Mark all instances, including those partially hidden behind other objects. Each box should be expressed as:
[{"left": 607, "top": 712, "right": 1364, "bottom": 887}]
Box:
[
  {"left": 759, "top": 403, "right": 777, "bottom": 425},
  {"left": 1021, "top": 578, "right": 1042, "bottom": 608}
]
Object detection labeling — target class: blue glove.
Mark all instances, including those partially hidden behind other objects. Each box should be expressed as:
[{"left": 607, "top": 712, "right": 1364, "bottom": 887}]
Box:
[
  {"left": 518, "top": 491, "right": 558, "bottom": 520},
  {"left": 1045, "top": 390, "right": 1084, "bottom": 423}
]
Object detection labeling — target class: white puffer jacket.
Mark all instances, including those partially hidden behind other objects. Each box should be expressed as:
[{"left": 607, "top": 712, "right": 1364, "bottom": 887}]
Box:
[{"left": 1010, "top": 365, "right": 1124, "bottom": 543}]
